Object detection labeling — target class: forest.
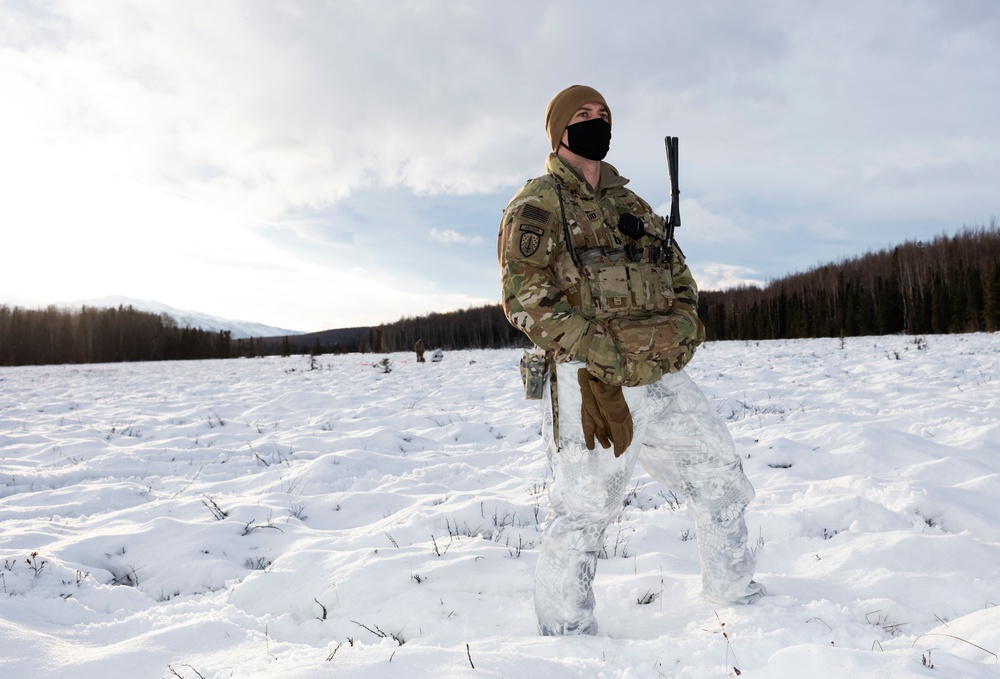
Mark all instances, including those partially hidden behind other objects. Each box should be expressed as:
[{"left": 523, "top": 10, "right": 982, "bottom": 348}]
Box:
[
  {"left": 2, "top": 223, "right": 997, "bottom": 367},
  {"left": 356, "top": 304, "right": 528, "bottom": 354},
  {"left": 0, "top": 305, "right": 232, "bottom": 367},
  {"left": 699, "top": 223, "right": 1000, "bottom": 341},
  {"left": 360, "top": 223, "right": 1000, "bottom": 351}
]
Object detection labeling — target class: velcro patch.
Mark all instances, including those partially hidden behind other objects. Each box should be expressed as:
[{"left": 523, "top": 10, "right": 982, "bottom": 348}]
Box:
[
  {"left": 518, "top": 224, "right": 543, "bottom": 257},
  {"left": 520, "top": 204, "right": 552, "bottom": 224}
]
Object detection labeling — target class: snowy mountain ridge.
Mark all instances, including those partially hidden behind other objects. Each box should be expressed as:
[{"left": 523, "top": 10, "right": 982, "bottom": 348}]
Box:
[{"left": 61, "top": 295, "right": 304, "bottom": 339}]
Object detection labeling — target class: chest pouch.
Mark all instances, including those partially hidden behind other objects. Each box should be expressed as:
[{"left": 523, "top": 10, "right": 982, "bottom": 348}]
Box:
[{"left": 578, "top": 262, "right": 676, "bottom": 320}]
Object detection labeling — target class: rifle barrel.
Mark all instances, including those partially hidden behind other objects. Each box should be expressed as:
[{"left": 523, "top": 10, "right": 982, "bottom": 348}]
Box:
[{"left": 664, "top": 136, "right": 681, "bottom": 229}]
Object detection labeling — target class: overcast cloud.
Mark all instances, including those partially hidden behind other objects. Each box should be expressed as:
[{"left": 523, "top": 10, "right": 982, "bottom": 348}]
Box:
[{"left": 1, "top": 0, "right": 997, "bottom": 331}]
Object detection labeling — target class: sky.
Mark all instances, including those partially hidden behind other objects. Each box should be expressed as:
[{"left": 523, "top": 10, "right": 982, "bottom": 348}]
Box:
[{"left": 1, "top": 0, "right": 998, "bottom": 332}]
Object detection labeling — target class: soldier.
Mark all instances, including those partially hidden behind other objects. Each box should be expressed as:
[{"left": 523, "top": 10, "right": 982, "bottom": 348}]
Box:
[
  {"left": 414, "top": 338, "right": 425, "bottom": 363},
  {"left": 498, "top": 85, "right": 765, "bottom": 637}
]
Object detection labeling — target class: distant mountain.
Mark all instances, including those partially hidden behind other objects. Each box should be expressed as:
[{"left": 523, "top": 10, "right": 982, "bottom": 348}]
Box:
[{"left": 62, "top": 296, "right": 305, "bottom": 339}]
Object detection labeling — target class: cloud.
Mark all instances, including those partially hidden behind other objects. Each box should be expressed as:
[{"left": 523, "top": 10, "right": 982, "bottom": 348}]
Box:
[
  {"left": 693, "top": 264, "right": 766, "bottom": 292},
  {"left": 429, "top": 229, "right": 484, "bottom": 246},
  {"left": 1, "top": 2, "right": 543, "bottom": 218},
  {"left": 655, "top": 198, "right": 754, "bottom": 247},
  {"left": 1, "top": 0, "right": 998, "bottom": 330}
]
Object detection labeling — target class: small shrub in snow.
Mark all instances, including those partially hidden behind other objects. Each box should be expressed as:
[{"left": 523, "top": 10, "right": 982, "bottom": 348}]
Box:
[
  {"left": 352, "top": 620, "right": 405, "bottom": 646},
  {"left": 865, "top": 609, "right": 907, "bottom": 638},
  {"left": 431, "top": 534, "right": 450, "bottom": 556},
  {"left": 241, "top": 518, "right": 283, "bottom": 536},
  {"left": 201, "top": 495, "right": 229, "bottom": 520},
  {"left": 157, "top": 588, "right": 181, "bottom": 602},
  {"left": 716, "top": 613, "right": 743, "bottom": 676},
  {"left": 314, "top": 597, "right": 328, "bottom": 620},
  {"left": 599, "top": 525, "right": 633, "bottom": 559},
  {"left": 108, "top": 564, "right": 140, "bottom": 587},
  {"left": 62, "top": 570, "right": 90, "bottom": 588},
  {"left": 106, "top": 417, "right": 140, "bottom": 439},
  {"left": 244, "top": 556, "right": 272, "bottom": 571},
  {"left": 506, "top": 534, "right": 532, "bottom": 558},
  {"left": 637, "top": 589, "right": 659, "bottom": 605},
  {"left": 26, "top": 551, "right": 46, "bottom": 578},
  {"left": 206, "top": 409, "right": 225, "bottom": 428},
  {"left": 288, "top": 503, "right": 307, "bottom": 521},
  {"left": 657, "top": 489, "right": 682, "bottom": 510}
]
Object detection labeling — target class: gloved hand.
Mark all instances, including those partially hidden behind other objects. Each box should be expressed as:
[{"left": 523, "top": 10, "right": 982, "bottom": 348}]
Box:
[
  {"left": 578, "top": 368, "right": 612, "bottom": 450},
  {"left": 577, "top": 368, "right": 634, "bottom": 457}
]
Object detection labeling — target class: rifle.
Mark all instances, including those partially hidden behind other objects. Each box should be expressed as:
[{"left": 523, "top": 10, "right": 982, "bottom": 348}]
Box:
[{"left": 664, "top": 136, "right": 680, "bottom": 262}]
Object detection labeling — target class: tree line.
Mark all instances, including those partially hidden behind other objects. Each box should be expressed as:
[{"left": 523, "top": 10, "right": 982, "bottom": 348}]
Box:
[
  {"left": 357, "top": 304, "right": 529, "bottom": 354},
  {"left": 3, "top": 222, "right": 996, "bottom": 367},
  {"left": 360, "top": 222, "right": 999, "bottom": 352},
  {"left": 698, "top": 222, "right": 1000, "bottom": 341},
  {"left": 232, "top": 327, "right": 371, "bottom": 359},
  {"left": 0, "top": 305, "right": 232, "bottom": 366}
]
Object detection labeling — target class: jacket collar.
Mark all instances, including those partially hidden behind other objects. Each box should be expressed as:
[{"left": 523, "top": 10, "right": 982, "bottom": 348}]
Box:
[{"left": 545, "top": 153, "right": 629, "bottom": 198}]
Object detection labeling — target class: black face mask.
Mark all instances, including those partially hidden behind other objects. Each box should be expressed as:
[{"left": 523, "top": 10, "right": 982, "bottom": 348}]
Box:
[{"left": 561, "top": 118, "right": 611, "bottom": 161}]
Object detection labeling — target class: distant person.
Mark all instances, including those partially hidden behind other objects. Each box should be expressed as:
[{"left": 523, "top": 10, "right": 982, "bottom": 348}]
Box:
[
  {"left": 431, "top": 348, "right": 443, "bottom": 362},
  {"left": 415, "top": 338, "right": 426, "bottom": 363},
  {"left": 498, "top": 85, "right": 764, "bottom": 636}
]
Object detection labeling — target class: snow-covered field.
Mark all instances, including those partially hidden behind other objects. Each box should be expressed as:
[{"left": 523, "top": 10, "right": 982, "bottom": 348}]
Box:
[{"left": 1, "top": 335, "right": 999, "bottom": 679}]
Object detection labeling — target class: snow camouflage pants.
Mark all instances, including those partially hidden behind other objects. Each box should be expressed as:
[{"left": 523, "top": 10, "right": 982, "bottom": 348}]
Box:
[{"left": 536, "top": 361, "right": 762, "bottom": 636}]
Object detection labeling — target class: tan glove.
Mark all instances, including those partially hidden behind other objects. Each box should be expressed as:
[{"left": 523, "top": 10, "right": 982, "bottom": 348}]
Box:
[
  {"left": 578, "top": 368, "right": 612, "bottom": 451},
  {"left": 577, "top": 368, "right": 634, "bottom": 457}
]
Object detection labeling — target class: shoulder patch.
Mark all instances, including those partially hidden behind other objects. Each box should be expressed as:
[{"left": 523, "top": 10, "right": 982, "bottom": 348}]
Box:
[
  {"left": 519, "top": 204, "right": 552, "bottom": 225},
  {"left": 518, "top": 224, "right": 543, "bottom": 257}
]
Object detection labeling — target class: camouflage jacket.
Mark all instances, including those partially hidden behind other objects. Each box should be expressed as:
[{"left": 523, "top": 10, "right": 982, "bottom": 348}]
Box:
[{"left": 498, "top": 153, "right": 705, "bottom": 387}]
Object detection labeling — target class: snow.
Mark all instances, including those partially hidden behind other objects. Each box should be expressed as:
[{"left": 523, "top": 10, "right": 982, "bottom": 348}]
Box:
[{"left": 1, "top": 334, "right": 999, "bottom": 678}]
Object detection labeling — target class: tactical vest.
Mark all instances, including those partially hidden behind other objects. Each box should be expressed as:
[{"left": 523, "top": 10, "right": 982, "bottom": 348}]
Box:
[{"left": 549, "top": 178, "right": 676, "bottom": 322}]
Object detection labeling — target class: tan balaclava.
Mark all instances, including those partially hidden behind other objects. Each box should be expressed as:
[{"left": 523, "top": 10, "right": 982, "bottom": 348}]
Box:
[{"left": 544, "top": 85, "right": 612, "bottom": 152}]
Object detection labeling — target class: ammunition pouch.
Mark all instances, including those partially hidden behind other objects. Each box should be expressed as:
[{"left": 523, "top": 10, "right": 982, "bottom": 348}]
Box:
[
  {"left": 578, "top": 262, "right": 675, "bottom": 320},
  {"left": 519, "top": 350, "right": 548, "bottom": 400}
]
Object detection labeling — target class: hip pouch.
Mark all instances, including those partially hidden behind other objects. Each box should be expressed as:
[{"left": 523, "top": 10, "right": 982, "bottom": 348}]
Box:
[
  {"left": 608, "top": 316, "right": 685, "bottom": 362},
  {"left": 519, "top": 350, "right": 548, "bottom": 400}
]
